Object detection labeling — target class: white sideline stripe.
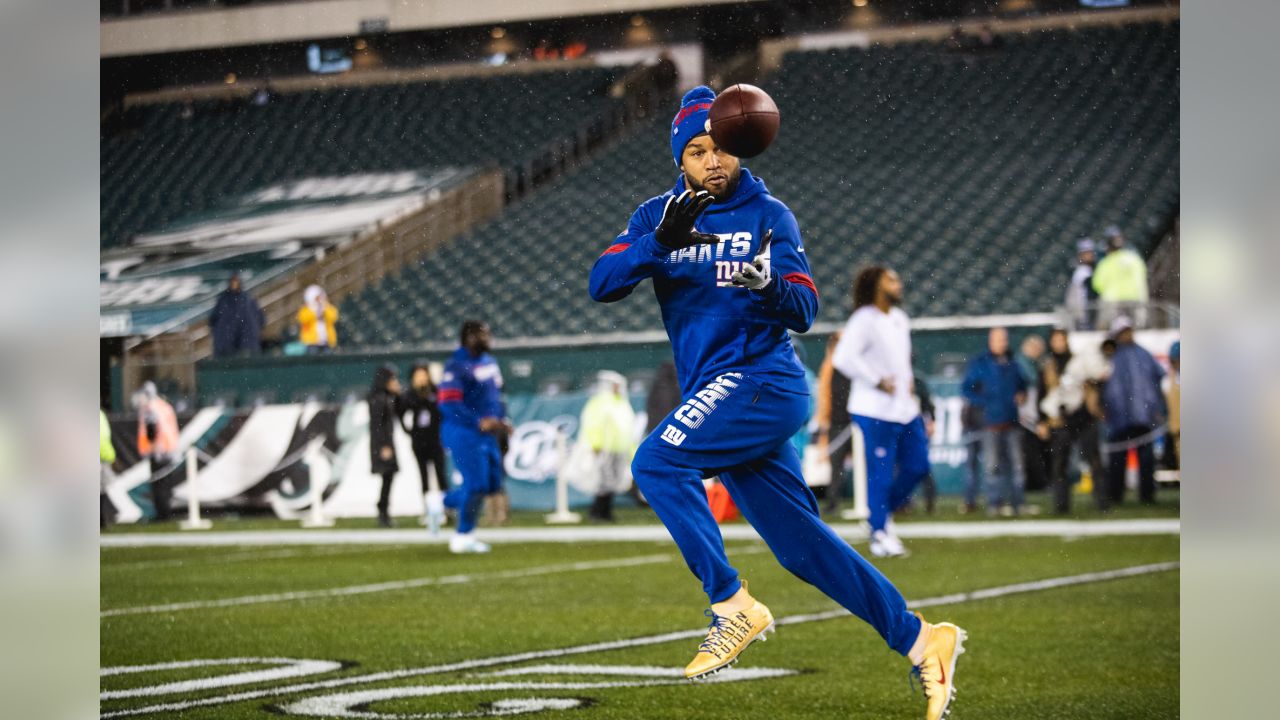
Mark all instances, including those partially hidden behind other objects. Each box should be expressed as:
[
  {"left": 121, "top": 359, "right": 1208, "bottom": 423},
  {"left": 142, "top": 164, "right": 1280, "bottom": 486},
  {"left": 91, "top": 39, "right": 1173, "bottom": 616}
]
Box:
[
  {"left": 101, "top": 546, "right": 408, "bottom": 571},
  {"left": 99, "top": 518, "right": 1180, "bottom": 548},
  {"left": 100, "top": 561, "right": 1179, "bottom": 718},
  {"left": 101, "top": 554, "right": 674, "bottom": 618}
]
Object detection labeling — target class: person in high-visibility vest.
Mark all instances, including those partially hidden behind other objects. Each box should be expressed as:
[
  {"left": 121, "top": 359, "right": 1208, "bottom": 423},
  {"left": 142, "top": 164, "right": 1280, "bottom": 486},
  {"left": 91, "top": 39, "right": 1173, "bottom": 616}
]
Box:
[
  {"left": 100, "top": 409, "right": 117, "bottom": 529},
  {"left": 1091, "top": 226, "right": 1149, "bottom": 328},
  {"left": 135, "top": 382, "right": 179, "bottom": 521},
  {"left": 579, "top": 370, "right": 637, "bottom": 522}
]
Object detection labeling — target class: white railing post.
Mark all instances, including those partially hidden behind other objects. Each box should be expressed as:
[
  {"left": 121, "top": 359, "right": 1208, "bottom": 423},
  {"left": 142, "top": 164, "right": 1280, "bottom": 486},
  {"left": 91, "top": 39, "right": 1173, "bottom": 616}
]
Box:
[
  {"left": 301, "top": 443, "right": 334, "bottom": 528},
  {"left": 841, "top": 424, "right": 870, "bottom": 522},
  {"left": 545, "top": 430, "right": 581, "bottom": 525},
  {"left": 179, "top": 447, "right": 212, "bottom": 530}
]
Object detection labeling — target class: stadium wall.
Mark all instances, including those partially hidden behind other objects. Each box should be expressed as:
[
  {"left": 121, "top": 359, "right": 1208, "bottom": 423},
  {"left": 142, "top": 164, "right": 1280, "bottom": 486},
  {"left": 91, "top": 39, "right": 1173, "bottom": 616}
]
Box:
[{"left": 194, "top": 321, "right": 1058, "bottom": 406}]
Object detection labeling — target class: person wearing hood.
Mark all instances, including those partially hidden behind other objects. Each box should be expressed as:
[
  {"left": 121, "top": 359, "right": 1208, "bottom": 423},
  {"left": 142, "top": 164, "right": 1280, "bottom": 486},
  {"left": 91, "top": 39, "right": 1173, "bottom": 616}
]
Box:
[
  {"left": 588, "top": 86, "right": 965, "bottom": 716},
  {"left": 298, "top": 284, "right": 339, "bottom": 353},
  {"left": 368, "top": 364, "right": 402, "bottom": 527},
  {"left": 134, "top": 381, "right": 179, "bottom": 521},
  {"left": 1064, "top": 238, "right": 1100, "bottom": 330},
  {"left": 1100, "top": 316, "right": 1165, "bottom": 505},
  {"left": 209, "top": 273, "right": 266, "bottom": 357},
  {"left": 400, "top": 361, "right": 447, "bottom": 534},
  {"left": 579, "top": 370, "right": 637, "bottom": 522}
]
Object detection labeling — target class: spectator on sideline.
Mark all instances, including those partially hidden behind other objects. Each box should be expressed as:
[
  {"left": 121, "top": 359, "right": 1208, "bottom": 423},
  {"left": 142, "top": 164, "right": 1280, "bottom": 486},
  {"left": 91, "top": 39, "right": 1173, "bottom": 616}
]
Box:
[
  {"left": 1017, "top": 334, "right": 1048, "bottom": 496},
  {"left": 579, "top": 370, "right": 637, "bottom": 522},
  {"left": 959, "top": 394, "right": 985, "bottom": 514},
  {"left": 1092, "top": 225, "right": 1149, "bottom": 327},
  {"left": 1165, "top": 340, "right": 1181, "bottom": 469},
  {"left": 1043, "top": 328, "right": 1110, "bottom": 512},
  {"left": 1036, "top": 354, "right": 1075, "bottom": 514},
  {"left": 100, "top": 409, "right": 117, "bottom": 529},
  {"left": 1064, "top": 238, "right": 1100, "bottom": 330},
  {"left": 399, "top": 361, "right": 447, "bottom": 533},
  {"left": 832, "top": 266, "right": 930, "bottom": 557},
  {"left": 1101, "top": 316, "right": 1166, "bottom": 505},
  {"left": 816, "top": 330, "right": 853, "bottom": 516},
  {"left": 911, "top": 372, "right": 938, "bottom": 515},
  {"left": 134, "top": 381, "right": 179, "bottom": 522},
  {"left": 962, "top": 328, "right": 1029, "bottom": 516},
  {"left": 298, "top": 284, "right": 339, "bottom": 353},
  {"left": 368, "top": 364, "right": 402, "bottom": 528},
  {"left": 209, "top": 273, "right": 265, "bottom": 358}
]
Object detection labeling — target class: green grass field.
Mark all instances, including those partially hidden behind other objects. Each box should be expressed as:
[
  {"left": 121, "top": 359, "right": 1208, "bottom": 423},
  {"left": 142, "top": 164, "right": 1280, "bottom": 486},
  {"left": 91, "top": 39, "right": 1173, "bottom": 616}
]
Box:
[{"left": 101, "top": 517, "right": 1179, "bottom": 719}]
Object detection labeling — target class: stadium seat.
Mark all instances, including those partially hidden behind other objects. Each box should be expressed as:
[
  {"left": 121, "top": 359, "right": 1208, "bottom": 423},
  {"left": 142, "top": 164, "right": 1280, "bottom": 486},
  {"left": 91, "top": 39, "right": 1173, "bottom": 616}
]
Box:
[{"left": 332, "top": 22, "right": 1178, "bottom": 345}]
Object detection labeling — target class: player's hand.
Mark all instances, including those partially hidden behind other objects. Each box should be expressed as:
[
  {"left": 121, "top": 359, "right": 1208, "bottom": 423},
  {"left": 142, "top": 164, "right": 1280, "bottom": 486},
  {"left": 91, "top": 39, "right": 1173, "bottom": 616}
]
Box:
[
  {"left": 479, "top": 417, "right": 503, "bottom": 433},
  {"left": 877, "top": 377, "right": 897, "bottom": 395},
  {"left": 654, "top": 190, "right": 719, "bottom": 249},
  {"left": 730, "top": 229, "right": 774, "bottom": 290},
  {"left": 380, "top": 446, "right": 393, "bottom": 461}
]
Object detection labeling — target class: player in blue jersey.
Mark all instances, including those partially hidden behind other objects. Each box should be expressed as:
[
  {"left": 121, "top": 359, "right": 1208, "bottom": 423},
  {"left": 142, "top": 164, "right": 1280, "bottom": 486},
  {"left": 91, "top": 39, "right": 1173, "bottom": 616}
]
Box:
[
  {"left": 438, "top": 320, "right": 511, "bottom": 554},
  {"left": 588, "top": 86, "right": 966, "bottom": 719}
]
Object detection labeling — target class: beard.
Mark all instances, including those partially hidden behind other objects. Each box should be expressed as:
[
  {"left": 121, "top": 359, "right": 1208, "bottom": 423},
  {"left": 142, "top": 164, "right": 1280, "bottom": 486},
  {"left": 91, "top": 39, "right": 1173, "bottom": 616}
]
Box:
[{"left": 687, "top": 167, "right": 741, "bottom": 200}]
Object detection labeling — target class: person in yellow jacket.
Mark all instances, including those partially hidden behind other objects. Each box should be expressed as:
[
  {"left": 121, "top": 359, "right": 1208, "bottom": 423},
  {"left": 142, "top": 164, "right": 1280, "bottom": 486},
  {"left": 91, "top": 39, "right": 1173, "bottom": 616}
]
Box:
[
  {"left": 298, "top": 284, "right": 340, "bottom": 352},
  {"left": 580, "top": 370, "right": 637, "bottom": 522},
  {"left": 101, "top": 409, "right": 117, "bottom": 528},
  {"left": 1091, "top": 226, "right": 1149, "bottom": 328}
]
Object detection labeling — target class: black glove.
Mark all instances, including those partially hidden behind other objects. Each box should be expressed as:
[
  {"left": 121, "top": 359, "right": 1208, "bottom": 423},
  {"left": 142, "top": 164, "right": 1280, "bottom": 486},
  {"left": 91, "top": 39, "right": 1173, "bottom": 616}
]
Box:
[{"left": 654, "top": 190, "right": 720, "bottom": 250}]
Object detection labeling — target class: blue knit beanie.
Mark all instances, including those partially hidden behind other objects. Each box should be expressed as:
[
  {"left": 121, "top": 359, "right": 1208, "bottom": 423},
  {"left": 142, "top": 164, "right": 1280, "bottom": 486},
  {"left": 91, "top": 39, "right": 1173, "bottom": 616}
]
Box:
[{"left": 671, "top": 86, "right": 716, "bottom": 167}]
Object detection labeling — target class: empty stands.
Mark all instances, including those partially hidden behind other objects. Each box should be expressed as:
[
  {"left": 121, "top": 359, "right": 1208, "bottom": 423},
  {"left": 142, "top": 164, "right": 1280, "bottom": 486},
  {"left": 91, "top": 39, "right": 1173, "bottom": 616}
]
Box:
[{"left": 338, "top": 21, "right": 1178, "bottom": 348}]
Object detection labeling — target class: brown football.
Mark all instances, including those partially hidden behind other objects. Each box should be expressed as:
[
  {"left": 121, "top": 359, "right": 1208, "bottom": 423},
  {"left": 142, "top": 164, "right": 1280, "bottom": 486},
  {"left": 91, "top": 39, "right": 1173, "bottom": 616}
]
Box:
[{"left": 708, "top": 83, "right": 780, "bottom": 158}]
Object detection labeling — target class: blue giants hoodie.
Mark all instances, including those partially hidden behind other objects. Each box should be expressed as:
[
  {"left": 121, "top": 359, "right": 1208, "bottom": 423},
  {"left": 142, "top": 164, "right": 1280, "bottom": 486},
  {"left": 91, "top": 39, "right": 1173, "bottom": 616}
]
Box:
[
  {"left": 438, "top": 346, "right": 505, "bottom": 438},
  {"left": 589, "top": 169, "right": 819, "bottom": 397}
]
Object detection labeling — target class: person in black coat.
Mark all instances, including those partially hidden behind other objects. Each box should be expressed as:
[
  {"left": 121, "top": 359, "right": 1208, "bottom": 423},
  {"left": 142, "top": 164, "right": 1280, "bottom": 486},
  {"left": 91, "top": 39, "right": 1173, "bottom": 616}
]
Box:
[
  {"left": 400, "top": 362, "right": 447, "bottom": 503},
  {"left": 368, "top": 364, "right": 402, "bottom": 527},
  {"left": 208, "top": 273, "right": 265, "bottom": 357}
]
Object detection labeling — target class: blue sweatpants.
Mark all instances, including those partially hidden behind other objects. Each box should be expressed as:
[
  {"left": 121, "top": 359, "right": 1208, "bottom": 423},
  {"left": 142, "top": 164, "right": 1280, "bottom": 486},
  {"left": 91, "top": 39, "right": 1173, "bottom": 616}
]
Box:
[
  {"left": 441, "top": 428, "right": 503, "bottom": 534},
  {"left": 852, "top": 415, "right": 931, "bottom": 533},
  {"left": 632, "top": 371, "right": 922, "bottom": 656}
]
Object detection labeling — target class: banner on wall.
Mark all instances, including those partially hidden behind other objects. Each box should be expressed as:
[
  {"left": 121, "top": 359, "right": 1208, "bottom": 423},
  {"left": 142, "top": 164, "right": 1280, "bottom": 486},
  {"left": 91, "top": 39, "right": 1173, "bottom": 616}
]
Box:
[
  {"left": 103, "top": 390, "right": 646, "bottom": 522},
  {"left": 103, "top": 326, "right": 1176, "bottom": 520}
]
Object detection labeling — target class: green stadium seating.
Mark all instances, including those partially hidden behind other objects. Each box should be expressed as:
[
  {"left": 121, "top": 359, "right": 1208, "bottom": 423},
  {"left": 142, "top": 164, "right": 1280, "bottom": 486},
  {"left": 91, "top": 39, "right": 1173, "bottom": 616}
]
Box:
[
  {"left": 101, "top": 67, "right": 621, "bottom": 248},
  {"left": 339, "top": 21, "right": 1180, "bottom": 347}
]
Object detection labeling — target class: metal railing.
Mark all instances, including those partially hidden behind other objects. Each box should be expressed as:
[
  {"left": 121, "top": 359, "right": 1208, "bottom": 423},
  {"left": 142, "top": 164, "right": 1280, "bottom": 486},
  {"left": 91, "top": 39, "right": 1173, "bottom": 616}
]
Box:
[{"left": 1056, "top": 300, "right": 1181, "bottom": 333}]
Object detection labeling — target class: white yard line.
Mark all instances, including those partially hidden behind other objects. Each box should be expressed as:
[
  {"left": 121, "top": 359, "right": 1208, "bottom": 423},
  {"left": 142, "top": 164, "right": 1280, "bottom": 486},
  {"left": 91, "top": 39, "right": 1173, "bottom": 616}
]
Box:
[
  {"left": 101, "top": 554, "right": 675, "bottom": 618},
  {"left": 101, "top": 561, "right": 1179, "bottom": 718},
  {"left": 101, "top": 546, "right": 410, "bottom": 571},
  {"left": 100, "top": 518, "right": 1179, "bottom": 548}
]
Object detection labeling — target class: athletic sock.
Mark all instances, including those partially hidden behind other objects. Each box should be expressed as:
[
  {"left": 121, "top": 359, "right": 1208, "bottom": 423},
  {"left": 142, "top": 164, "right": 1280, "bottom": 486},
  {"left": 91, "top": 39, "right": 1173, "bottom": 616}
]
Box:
[
  {"left": 908, "top": 620, "right": 933, "bottom": 665},
  {"left": 711, "top": 585, "right": 755, "bottom": 614}
]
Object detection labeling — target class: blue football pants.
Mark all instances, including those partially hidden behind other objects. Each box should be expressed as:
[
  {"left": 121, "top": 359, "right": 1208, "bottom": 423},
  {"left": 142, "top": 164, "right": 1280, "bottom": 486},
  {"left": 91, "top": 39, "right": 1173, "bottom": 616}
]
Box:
[
  {"left": 631, "top": 372, "right": 922, "bottom": 656},
  {"left": 851, "top": 415, "right": 932, "bottom": 533},
  {"left": 441, "top": 429, "right": 504, "bottom": 534}
]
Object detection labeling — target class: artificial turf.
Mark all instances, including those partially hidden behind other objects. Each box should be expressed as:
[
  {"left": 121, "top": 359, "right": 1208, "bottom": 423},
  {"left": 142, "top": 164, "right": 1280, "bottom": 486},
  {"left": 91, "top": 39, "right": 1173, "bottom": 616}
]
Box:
[{"left": 101, "top": 528, "right": 1178, "bottom": 719}]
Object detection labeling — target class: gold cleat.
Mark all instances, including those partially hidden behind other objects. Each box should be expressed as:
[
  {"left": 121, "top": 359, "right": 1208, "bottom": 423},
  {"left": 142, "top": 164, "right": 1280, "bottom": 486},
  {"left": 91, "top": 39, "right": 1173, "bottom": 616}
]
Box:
[
  {"left": 912, "top": 613, "right": 968, "bottom": 720},
  {"left": 684, "top": 589, "right": 775, "bottom": 680}
]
